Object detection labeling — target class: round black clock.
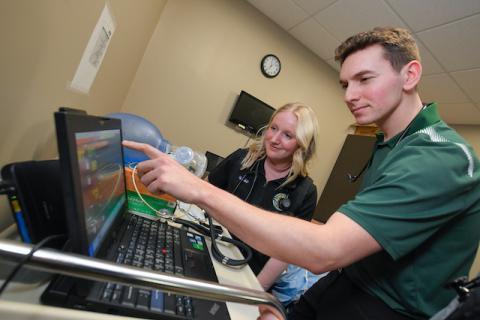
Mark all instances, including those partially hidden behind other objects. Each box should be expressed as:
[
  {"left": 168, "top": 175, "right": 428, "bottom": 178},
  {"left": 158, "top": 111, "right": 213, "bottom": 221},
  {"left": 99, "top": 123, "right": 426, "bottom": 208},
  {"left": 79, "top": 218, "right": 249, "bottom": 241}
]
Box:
[{"left": 260, "top": 54, "right": 281, "bottom": 78}]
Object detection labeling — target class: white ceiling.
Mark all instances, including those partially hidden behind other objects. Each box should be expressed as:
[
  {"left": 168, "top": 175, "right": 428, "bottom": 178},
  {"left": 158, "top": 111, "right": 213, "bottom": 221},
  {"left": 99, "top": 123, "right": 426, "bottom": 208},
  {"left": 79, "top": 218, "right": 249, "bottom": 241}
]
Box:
[{"left": 246, "top": 0, "right": 480, "bottom": 125}]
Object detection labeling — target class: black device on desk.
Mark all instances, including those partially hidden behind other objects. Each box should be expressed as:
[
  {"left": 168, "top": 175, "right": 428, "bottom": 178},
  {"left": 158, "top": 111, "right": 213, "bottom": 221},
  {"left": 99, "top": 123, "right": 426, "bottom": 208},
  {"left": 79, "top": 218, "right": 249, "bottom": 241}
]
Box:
[
  {"left": 41, "top": 108, "right": 230, "bottom": 319},
  {"left": 0, "top": 160, "right": 66, "bottom": 246}
]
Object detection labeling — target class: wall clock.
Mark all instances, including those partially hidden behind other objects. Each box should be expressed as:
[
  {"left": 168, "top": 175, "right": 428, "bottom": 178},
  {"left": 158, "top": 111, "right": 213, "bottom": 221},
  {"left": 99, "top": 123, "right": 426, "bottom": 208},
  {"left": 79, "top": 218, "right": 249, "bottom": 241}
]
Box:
[{"left": 260, "top": 54, "right": 281, "bottom": 78}]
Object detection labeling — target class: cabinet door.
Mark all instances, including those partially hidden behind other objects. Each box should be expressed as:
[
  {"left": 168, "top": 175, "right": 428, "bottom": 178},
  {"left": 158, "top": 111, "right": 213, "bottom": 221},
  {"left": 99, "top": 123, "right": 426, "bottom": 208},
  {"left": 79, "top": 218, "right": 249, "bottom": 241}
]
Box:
[{"left": 313, "top": 134, "right": 376, "bottom": 223}]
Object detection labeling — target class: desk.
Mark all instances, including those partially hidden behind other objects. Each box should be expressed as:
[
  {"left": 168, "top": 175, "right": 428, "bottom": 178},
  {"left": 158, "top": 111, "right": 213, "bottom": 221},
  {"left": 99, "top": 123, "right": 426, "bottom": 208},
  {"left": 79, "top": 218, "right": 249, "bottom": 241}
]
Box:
[
  {"left": 0, "top": 207, "right": 263, "bottom": 320},
  {"left": 174, "top": 205, "right": 263, "bottom": 319}
]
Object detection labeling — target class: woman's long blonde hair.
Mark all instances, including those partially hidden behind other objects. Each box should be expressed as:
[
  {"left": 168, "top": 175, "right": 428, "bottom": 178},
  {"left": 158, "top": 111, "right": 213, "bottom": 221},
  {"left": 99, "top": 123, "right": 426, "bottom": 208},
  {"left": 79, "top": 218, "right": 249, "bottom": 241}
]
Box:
[{"left": 241, "top": 102, "right": 319, "bottom": 186}]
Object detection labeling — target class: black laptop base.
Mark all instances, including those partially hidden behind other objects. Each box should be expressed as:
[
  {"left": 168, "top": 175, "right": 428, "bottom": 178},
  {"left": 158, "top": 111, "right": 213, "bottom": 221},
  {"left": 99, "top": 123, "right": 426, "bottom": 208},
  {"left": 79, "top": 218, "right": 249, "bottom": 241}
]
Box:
[
  {"left": 42, "top": 276, "right": 229, "bottom": 320},
  {"left": 41, "top": 215, "right": 230, "bottom": 320}
]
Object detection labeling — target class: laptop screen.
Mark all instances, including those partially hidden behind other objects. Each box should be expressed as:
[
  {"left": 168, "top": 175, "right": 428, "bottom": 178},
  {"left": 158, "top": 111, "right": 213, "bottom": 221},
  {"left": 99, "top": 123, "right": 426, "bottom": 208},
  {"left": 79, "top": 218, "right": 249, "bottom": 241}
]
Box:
[
  {"left": 74, "top": 129, "right": 126, "bottom": 256},
  {"left": 55, "top": 109, "right": 128, "bottom": 256}
]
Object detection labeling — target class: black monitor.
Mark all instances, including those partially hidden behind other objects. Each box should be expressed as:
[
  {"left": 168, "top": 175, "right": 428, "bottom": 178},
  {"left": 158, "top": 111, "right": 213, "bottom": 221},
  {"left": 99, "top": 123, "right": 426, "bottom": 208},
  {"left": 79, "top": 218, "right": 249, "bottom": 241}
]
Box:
[
  {"left": 228, "top": 91, "right": 275, "bottom": 135},
  {"left": 55, "top": 109, "right": 127, "bottom": 256},
  {"left": 204, "top": 151, "right": 224, "bottom": 176}
]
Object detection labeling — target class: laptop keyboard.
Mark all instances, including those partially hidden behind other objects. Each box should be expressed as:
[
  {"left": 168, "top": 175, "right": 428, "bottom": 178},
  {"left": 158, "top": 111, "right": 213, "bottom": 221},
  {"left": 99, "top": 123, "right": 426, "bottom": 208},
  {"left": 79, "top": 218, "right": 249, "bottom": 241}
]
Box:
[
  {"left": 115, "top": 215, "right": 184, "bottom": 274},
  {"left": 86, "top": 214, "right": 227, "bottom": 319}
]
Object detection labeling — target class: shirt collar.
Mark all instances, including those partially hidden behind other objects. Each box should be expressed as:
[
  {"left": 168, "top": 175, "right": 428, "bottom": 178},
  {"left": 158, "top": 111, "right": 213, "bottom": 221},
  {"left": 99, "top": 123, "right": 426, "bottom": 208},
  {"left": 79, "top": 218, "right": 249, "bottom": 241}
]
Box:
[
  {"left": 258, "top": 157, "right": 300, "bottom": 189},
  {"left": 375, "top": 102, "right": 441, "bottom": 147}
]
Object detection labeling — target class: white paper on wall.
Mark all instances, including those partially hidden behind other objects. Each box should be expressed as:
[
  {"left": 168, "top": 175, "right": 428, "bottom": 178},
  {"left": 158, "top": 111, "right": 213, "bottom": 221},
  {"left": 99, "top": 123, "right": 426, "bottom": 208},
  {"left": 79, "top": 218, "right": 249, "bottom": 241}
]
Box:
[{"left": 69, "top": 4, "right": 116, "bottom": 94}]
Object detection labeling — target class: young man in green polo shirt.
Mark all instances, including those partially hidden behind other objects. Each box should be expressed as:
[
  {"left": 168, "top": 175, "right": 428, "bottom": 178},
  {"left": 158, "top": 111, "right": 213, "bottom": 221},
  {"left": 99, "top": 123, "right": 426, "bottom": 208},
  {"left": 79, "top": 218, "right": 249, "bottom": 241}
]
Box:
[{"left": 123, "top": 27, "right": 480, "bottom": 319}]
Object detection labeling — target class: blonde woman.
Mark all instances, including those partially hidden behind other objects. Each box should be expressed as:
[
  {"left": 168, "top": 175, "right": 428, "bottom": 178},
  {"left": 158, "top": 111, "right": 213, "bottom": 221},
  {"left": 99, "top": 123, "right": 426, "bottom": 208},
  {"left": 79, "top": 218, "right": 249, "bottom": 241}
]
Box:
[{"left": 208, "top": 102, "right": 324, "bottom": 309}]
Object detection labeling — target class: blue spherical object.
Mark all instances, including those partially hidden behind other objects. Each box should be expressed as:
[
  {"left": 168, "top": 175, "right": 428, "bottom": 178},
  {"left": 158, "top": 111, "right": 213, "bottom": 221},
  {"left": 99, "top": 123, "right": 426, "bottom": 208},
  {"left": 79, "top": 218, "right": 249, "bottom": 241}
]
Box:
[{"left": 107, "top": 112, "right": 170, "bottom": 164}]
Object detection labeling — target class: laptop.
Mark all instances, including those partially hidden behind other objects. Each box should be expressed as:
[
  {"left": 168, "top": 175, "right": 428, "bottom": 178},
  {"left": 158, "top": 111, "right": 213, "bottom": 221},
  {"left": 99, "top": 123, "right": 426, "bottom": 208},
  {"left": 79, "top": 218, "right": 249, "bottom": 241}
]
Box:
[{"left": 41, "top": 108, "right": 230, "bottom": 319}]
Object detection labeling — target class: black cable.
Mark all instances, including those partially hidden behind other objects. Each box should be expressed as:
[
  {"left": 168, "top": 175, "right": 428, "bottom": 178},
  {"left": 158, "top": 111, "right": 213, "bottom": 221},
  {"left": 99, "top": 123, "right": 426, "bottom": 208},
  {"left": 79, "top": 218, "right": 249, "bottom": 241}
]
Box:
[
  {"left": 174, "top": 218, "right": 222, "bottom": 238},
  {"left": 0, "top": 234, "right": 67, "bottom": 297},
  {"left": 174, "top": 216, "right": 252, "bottom": 267},
  {"left": 0, "top": 180, "right": 15, "bottom": 195},
  {"left": 468, "top": 276, "right": 480, "bottom": 290},
  {"left": 244, "top": 162, "right": 259, "bottom": 202},
  {"left": 206, "top": 214, "right": 252, "bottom": 267}
]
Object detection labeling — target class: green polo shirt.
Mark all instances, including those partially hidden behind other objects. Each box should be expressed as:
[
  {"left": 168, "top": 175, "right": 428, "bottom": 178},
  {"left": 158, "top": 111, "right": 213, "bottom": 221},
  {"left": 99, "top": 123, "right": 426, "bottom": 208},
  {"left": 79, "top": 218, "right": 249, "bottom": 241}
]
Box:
[{"left": 339, "top": 103, "right": 480, "bottom": 318}]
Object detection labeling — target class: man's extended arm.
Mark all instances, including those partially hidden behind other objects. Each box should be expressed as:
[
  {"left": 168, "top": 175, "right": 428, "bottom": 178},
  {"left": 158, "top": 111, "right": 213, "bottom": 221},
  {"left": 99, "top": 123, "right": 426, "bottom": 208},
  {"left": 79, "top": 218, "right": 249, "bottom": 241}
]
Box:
[{"left": 123, "top": 140, "right": 382, "bottom": 274}]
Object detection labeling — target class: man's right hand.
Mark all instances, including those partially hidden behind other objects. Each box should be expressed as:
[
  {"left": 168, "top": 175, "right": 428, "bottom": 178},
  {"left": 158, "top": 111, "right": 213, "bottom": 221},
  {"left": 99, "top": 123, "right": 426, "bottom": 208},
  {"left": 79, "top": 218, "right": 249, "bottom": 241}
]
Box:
[
  {"left": 257, "top": 305, "right": 284, "bottom": 320},
  {"left": 122, "top": 140, "right": 207, "bottom": 204}
]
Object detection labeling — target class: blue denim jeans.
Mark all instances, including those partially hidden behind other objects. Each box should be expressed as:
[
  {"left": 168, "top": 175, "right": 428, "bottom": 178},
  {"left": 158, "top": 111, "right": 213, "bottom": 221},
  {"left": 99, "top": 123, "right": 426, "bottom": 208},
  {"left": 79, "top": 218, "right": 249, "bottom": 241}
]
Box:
[{"left": 271, "top": 264, "right": 328, "bottom": 306}]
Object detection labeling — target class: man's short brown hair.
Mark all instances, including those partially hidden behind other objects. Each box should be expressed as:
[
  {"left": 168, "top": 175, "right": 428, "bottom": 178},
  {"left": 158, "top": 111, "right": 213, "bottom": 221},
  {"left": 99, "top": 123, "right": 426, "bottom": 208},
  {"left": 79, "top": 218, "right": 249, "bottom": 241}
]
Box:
[{"left": 335, "top": 27, "right": 420, "bottom": 72}]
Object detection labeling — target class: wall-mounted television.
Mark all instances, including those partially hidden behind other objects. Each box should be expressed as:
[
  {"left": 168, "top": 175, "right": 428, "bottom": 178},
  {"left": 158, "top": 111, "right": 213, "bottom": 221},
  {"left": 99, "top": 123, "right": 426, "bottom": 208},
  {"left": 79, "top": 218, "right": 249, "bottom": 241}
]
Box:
[{"left": 228, "top": 91, "right": 275, "bottom": 135}]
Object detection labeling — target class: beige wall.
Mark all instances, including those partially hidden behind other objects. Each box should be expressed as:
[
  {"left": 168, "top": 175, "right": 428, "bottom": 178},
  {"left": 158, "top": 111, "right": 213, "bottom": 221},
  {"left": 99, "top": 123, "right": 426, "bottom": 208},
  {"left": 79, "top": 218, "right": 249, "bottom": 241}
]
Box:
[
  {"left": 453, "top": 125, "right": 480, "bottom": 154},
  {"left": 0, "top": 0, "right": 166, "bottom": 229},
  {"left": 121, "top": 0, "right": 352, "bottom": 195}
]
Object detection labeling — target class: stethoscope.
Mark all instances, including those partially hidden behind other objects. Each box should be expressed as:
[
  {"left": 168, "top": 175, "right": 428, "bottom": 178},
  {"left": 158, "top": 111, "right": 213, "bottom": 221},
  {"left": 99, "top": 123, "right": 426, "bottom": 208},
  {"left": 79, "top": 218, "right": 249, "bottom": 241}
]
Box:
[
  {"left": 232, "top": 160, "right": 260, "bottom": 202},
  {"left": 347, "top": 156, "right": 372, "bottom": 183},
  {"left": 347, "top": 104, "right": 427, "bottom": 183},
  {"left": 232, "top": 159, "right": 292, "bottom": 211}
]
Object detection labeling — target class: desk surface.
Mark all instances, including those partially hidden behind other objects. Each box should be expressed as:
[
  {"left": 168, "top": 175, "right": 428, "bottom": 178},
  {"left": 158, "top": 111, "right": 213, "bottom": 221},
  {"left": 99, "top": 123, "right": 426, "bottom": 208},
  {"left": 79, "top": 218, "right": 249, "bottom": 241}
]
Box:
[{"left": 0, "top": 207, "right": 263, "bottom": 320}]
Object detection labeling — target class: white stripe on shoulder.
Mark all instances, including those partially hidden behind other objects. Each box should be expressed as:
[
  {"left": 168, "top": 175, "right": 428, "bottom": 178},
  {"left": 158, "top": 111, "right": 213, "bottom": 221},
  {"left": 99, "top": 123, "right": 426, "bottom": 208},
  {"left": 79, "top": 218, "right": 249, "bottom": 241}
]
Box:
[
  {"left": 416, "top": 126, "right": 474, "bottom": 178},
  {"left": 455, "top": 143, "right": 474, "bottom": 178},
  {"left": 416, "top": 126, "right": 448, "bottom": 143}
]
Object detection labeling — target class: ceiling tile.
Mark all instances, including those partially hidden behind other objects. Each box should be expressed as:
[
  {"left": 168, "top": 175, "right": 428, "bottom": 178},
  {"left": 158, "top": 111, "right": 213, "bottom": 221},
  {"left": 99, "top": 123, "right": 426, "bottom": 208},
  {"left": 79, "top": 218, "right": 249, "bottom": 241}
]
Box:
[
  {"left": 437, "top": 102, "right": 480, "bottom": 125},
  {"left": 291, "top": 0, "right": 336, "bottom": 15},
  {"left": 419, "top": 73, "right": 470, "bottom": 104},
  {"left": 386, "top": 0, "right": 480, "bottom": 32},
  {"left": 246, "top": 0, "right": 308, "bottom": 29},
  {"left": 415, "top": 37, "right": 444, "bottom": 75},
  {"left": 289, "top": 18, "right": 340, "bottom": 60},
  {"left": 313, "top": 0, "right": 407, "bottom": 42},
  {"left": 244, "top": 0, "right": 480, "bottom": 125},
  {"left": 451, "top": 69, "right": 480, "bottom": 103},
  {"left": 417, "top": 15, "right": 480, "bottom": 71}
]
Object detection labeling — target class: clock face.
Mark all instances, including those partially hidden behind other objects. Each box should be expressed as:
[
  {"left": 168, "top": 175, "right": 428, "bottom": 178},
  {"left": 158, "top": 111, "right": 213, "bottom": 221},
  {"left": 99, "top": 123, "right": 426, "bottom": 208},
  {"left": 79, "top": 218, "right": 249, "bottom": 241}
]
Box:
[{"left": 261, "top": 54, "right": 281, "bottom": 78}]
